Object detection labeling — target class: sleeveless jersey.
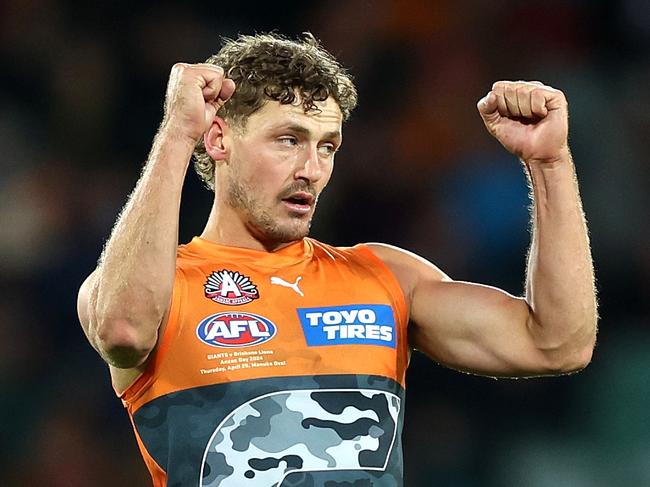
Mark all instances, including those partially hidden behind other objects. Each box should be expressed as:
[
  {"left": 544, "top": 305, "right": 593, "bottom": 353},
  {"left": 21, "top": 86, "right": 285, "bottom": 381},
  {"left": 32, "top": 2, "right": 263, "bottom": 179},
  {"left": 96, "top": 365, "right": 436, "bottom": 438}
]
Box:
[{"left": 120, "top": 236, "right": 410, "bottom": 487}]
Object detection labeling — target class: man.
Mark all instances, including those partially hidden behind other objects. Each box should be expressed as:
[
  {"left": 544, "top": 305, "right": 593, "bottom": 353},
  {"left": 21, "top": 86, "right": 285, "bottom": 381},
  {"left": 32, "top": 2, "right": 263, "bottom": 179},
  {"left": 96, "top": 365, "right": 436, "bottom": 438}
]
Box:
[{"left": 77, "top": 33, "right": 597, "bottom": 486}]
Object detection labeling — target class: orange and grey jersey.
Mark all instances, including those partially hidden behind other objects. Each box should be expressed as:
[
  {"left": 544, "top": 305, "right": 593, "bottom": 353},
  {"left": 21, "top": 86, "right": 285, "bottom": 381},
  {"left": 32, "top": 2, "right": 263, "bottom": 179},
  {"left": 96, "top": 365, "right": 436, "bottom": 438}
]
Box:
[{"left": 120, "top": 237, "right": 410, "bottom": 486}]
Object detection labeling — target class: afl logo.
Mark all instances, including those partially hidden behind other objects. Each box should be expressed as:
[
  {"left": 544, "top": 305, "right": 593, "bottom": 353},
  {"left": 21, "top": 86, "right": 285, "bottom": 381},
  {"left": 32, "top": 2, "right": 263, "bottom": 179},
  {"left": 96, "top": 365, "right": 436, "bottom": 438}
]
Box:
[{"left": 196, "top": 312, "right": 277, "bottom": 348}]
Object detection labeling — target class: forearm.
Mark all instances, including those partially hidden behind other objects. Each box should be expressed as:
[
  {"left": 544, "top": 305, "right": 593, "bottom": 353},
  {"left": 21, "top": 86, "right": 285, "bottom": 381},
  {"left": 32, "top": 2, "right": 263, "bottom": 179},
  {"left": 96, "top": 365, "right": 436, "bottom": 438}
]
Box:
[
  {"left": 524, "top": 149, "right": 597, "bottom": 364},
  {"left": 90, "top": 128, "right": 194, "bottom": 363}
]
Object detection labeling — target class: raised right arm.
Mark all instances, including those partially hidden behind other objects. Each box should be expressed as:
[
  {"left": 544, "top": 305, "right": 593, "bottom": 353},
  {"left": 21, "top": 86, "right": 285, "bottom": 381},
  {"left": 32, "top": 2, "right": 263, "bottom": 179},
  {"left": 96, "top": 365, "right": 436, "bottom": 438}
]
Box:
[{"left": 77, "top": 63, "right": 234, "bottom": 368}]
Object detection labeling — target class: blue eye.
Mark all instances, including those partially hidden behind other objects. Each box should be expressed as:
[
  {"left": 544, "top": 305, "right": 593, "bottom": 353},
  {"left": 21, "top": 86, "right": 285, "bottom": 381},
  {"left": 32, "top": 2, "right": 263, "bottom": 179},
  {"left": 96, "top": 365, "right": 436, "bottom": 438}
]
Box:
[{"left": 278, "top": 136, "right": 297, "bottom": 146}]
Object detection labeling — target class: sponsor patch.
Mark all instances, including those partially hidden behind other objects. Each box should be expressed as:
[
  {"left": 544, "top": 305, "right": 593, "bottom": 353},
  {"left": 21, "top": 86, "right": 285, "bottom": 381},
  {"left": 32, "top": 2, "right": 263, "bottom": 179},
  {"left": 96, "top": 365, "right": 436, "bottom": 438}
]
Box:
[
  {"left": 197, "top": 312, "right": 277, "bottom": 348},
  {"left": 297, "top": 304, "right": 396, "bottom": 348},
  {"left": 204, "top": 269, "right": 259, "bottom": 305}
]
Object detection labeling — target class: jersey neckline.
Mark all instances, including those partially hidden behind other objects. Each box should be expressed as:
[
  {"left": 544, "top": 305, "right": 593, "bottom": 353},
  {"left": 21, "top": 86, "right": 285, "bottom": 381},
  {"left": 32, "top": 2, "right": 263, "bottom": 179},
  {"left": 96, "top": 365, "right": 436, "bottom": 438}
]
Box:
[{"left": 182, "top": 236, "right": 315, "bottom": 269}]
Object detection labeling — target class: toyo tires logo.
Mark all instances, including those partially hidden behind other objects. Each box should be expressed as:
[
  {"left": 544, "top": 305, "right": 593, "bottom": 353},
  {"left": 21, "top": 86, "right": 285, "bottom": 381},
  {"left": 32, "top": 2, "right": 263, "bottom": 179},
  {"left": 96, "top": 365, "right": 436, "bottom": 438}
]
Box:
[{"left": 196, "top": 312, "right": 277, "bottom": 348}]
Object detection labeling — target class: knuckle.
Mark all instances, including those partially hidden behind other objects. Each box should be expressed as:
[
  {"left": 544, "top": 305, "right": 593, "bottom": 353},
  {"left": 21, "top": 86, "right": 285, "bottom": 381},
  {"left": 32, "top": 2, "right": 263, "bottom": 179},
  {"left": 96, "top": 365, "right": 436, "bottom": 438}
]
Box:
[
  {"left": 531, "top": 87, "right": 544, "bottom": 97},
  {"left": 199, "top": 63, "right": 224, "bottom": 76}
]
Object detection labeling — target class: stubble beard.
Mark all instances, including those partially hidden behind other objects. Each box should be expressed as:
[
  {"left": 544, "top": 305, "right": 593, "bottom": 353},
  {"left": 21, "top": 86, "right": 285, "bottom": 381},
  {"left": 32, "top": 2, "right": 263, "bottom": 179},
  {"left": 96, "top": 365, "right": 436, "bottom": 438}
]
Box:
[{"left": 226, "top": 176, "right": 314, "bottom": 245}]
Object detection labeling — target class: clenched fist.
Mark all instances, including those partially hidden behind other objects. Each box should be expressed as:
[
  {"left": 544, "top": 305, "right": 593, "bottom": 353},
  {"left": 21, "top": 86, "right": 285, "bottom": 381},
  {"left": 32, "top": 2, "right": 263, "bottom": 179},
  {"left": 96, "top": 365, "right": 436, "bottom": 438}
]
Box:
[
  {"left": 477, "top": 81, "right": 569, "bottom": 164},
  {"left": 161, "top": 63, "right": 236, "bottom": 143}
]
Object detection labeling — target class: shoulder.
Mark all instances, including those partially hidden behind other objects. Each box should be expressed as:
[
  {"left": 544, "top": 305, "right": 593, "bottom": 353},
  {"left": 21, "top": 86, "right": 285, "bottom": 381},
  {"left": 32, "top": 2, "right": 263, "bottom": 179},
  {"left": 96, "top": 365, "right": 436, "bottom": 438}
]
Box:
[
  {"left": 306, "top": 239, "right": 450, "bottom": 295},
  {"left": 364, "top": 243, "right": 450, "bottom": 300},
  {"left": 364, "top": 243, "right": 448, "bottom": 279}
]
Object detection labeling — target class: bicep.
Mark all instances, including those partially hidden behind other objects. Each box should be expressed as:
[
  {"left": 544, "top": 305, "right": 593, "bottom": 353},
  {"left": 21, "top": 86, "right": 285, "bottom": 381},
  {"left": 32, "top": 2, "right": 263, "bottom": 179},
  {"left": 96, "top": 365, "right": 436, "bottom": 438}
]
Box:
[
  {"left": 367, "top": 243, "right": 557, "bottom": 377},
  {"left": 410, "top": 278, "right": 555, "bottom": 377}
]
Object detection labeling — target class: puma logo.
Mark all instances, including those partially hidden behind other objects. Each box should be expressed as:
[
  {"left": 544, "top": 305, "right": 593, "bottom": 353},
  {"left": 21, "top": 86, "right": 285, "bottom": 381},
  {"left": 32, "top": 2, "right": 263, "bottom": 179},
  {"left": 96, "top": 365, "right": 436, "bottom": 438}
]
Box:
[{"left": 270, "top": 276, "right": 304, "bottom": 297}]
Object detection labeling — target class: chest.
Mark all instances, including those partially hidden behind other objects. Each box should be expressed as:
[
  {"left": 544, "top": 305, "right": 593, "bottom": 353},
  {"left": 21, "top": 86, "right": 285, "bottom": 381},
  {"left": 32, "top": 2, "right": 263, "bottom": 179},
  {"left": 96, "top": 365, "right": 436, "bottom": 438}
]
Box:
[{"left": 162, "top": 260, "right": 407, "bottom": 388}]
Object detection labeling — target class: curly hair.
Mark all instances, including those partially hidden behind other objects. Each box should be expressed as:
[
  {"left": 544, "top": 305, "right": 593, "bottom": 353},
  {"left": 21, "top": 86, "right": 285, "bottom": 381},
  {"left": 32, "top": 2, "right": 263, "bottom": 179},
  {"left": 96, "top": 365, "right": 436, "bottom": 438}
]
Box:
[{"left": 192, "top": 32, "right": 358, "bottom": 191}]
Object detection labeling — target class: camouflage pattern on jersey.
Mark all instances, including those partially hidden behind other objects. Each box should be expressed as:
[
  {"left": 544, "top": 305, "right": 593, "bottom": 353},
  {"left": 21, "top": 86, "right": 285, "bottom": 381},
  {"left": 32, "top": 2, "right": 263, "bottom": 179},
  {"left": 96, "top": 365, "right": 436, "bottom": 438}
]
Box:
[
  {"left": 134, "top": 374, "right": 405, "bottom": 487},
  {"left": 200, "top": 389, "right": 400, "bottom": 486}
]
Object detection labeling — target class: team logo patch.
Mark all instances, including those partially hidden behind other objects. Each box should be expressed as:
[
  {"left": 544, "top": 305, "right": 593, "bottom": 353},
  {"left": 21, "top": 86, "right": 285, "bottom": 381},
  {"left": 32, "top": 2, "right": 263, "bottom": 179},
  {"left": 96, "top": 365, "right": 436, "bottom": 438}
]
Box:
[
  {"left": 297, "top": 304, "right": 396, "bottom": 349},
  {"left": 204, "top": 269, "right": 259, "bottom": 305},
  {"left": 196, "top": 312, "right": 277, "bottom": 348}
]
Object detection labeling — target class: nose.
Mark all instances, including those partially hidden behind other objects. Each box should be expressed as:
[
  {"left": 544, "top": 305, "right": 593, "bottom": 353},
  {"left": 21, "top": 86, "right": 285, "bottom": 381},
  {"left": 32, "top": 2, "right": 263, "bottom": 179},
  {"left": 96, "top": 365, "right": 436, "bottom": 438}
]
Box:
[{"left": 294, "top": 145, "right": 323, "bottom": 183}]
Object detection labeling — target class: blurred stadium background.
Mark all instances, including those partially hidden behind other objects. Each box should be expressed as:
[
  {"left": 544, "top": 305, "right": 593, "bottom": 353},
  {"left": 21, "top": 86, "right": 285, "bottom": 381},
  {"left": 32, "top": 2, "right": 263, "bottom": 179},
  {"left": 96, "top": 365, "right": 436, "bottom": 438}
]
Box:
[{"left": 1, "top": 0, "right": 649, "bottom": 485}]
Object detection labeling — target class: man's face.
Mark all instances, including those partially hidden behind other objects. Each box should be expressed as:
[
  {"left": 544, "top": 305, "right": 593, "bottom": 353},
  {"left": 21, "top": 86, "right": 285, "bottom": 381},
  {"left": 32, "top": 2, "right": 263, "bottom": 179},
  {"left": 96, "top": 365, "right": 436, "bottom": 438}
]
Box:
[{"left": 223, "top": 96, "right": 343, "bottom": 245}]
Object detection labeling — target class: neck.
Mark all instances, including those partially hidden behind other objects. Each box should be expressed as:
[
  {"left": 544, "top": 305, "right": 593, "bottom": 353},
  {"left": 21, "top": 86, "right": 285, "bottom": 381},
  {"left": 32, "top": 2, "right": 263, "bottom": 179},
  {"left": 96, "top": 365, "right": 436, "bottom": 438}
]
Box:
[{"left": 200, "top": 200, "right": 299, "bottom": 252}]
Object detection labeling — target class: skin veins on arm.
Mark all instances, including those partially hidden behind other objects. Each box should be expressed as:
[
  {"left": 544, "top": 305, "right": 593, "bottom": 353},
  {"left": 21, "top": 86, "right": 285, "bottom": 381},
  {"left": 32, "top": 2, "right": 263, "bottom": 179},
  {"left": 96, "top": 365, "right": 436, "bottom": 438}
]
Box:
[
  {"left": 77, "top": 64, "right": 235, "bottom": 375},
  {"left": 78, "top": 127, "right": 193, "bottom": 371},
  {"left": 368, "top": 81, "right": 597, "bottom": 379},
  {"left": 72, "top": 34, "right": 599, "bottom": 487},
  {"left": 522, "top": 152, "right": 597, "bottom": 367}
]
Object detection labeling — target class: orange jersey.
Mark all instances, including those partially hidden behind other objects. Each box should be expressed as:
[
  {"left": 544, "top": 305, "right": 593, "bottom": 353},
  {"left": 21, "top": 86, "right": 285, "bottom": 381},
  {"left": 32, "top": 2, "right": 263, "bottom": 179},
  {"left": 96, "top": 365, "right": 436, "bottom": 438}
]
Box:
[{"left": 120, "top": 237, "right": 410, "bottom": 486}]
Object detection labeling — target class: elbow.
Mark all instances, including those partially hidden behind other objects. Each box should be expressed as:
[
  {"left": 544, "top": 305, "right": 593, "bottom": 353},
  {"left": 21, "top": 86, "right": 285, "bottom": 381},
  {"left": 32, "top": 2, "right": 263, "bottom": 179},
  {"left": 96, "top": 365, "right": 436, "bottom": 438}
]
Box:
[
  {"left": 80, "top": 271, "right": 167, "bottom": 368},
  {"left": 565, "top": 315, "right": 598, "bottom": 372},
  {"left": 554, "top": 344, "right": 594, "bottom": 374},
  {"left": 94, "top": 318, "right": 158, "bottom": 368},
  {"left": 530, "top": 311, "right": 598, "bottom": 375},
  {"left": 542, "top": 332, "right": 596, "bottom": 375}
]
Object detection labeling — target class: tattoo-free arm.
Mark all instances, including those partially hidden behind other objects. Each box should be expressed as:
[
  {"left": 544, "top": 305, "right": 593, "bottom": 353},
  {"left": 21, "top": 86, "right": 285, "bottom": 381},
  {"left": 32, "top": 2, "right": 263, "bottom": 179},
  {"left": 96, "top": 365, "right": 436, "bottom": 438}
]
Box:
[
  {"left": 367, "top": 81, "right": 597, "bottom": 377},
  {"left": 77, "top": 63, "right": 234, "bottom": 369},
  {"left": 77, "top": 132, "right": 193, "bottom": 368}
]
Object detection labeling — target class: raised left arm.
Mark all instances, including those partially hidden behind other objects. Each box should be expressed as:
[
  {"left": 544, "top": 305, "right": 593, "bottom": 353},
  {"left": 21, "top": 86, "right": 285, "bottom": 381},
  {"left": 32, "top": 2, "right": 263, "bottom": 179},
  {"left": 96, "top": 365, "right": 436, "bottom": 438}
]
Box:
[
  {"left": 480, "top": 81, "right": 598, "bottom": 371},
  {"left": 369, "top": 81, "right": 597, "bottom": 378}
]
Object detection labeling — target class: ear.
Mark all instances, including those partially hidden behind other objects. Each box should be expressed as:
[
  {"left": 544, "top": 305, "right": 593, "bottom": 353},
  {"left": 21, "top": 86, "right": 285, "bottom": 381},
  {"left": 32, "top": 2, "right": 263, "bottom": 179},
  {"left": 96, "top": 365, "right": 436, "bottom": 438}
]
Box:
[{"left": 204, "top": 116, "right": 230, "bottom": 162}]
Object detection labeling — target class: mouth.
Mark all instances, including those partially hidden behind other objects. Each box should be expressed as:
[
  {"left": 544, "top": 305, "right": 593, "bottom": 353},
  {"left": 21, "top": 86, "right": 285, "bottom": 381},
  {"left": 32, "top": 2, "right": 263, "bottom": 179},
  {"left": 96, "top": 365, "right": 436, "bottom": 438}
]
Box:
[{"left": 281, "top": 191, "right": 315, "bottom": 215}]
